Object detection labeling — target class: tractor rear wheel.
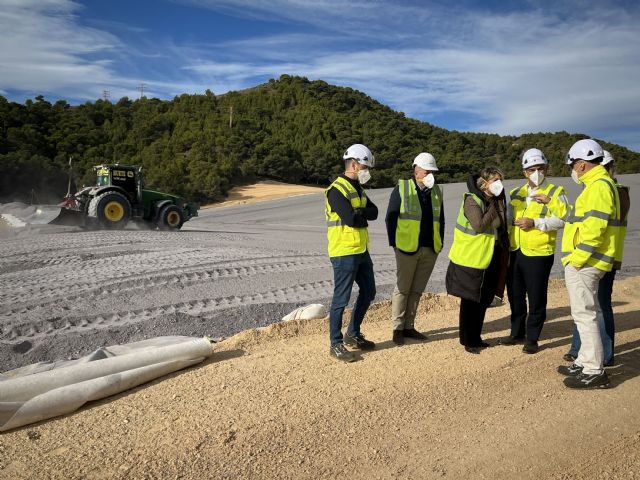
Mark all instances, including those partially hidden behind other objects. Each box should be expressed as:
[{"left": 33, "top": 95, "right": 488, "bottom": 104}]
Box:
[
  {"left": 156, "top": 204, "right": 184, "bottom": 230},
  {"left": 88, "top": 191, "right": 131, "bottom": 229}
]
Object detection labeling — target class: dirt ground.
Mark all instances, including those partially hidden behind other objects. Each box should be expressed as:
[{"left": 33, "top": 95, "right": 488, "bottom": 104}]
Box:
[
  {"left": 1, "top": 277, "right": 639, "bottom": 479},
  {"left": 1, "top": 179, "right": 639, "bottom": 479}
]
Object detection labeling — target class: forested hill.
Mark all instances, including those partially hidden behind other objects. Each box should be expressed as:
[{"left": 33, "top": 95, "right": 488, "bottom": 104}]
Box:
[{"left": 1, "top": 74, "right": 639, "bottom": 203}]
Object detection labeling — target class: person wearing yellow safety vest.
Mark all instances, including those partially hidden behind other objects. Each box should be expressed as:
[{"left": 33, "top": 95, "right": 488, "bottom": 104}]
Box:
[
  {"left": 325, "top": 144, "right": 379, "bottom": 363},
  {"left": 557, "top": 139, "right": 621, "bottom": 389},
  {"left": 499, "top": 148, "right": 569, "bottom": 354},
  {"left": 565, "top": 149, "right": 630, "bottom": 367},
  {"left": 445, "top": 167, "right": 510, "bottom": 354},
  {"left": 385, "top": 152, "right": 445, "bottom": 345}
]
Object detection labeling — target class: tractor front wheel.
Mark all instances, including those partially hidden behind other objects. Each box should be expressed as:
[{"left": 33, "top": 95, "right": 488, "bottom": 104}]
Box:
[
  {"left": 156, "top": 204, "right": 184, "bottom": 231},
  {"left": 88, "top": 191, "right": 131, "bottom": 229}
]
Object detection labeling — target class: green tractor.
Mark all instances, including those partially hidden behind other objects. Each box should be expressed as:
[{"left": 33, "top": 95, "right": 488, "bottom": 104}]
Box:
[{"left": 55, "top": 164, "right": 198, "bottom": 230}]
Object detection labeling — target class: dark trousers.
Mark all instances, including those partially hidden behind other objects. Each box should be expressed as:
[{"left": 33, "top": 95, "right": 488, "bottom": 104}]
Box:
[
  {"left": 329, "top": 251, "right": 376, "bottom": 346},
  {"left": 459, "top": 299, "right": 488, "bottom": 347},
  {"left": 459, "top": 247, "right": 502, "bottom": 347},
  {"left": 506, "top": 250, "right": 554, "bottom": 342}
]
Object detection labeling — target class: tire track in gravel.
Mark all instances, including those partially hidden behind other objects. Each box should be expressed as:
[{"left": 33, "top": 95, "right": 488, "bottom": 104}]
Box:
[
  {"left": 0, "top": 256, "right": 334, "bottom": 313},
  {"left": 0, "top": 247, "right": 203, "bottom": 284},
  {"left": 0, "top": 251, "right": 243, "bottom": 295},
  {"left": 0, "top": 230, "right": 239, "bottom": 266},
  {"left": 2, "top": 269, "right": 399, "bottom": 343},
  {"left": 0, "top": 242, "right": 330, "bottom": 287},
  {"left": 0, "top": 249, "right": 158, "bottom": 275},
  {"left": 2, "top": 279, "right": 337, "bottom": 341},
  {"left": 0, "top": 231, "right": 158, "bottom": 257},
  {"left": 0, "top": 250, "right": 329, "bottom": 297}
]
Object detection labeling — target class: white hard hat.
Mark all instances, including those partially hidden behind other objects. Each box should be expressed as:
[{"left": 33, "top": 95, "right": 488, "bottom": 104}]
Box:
[
  {"left": 602, "top": 150, "right": 614, "bottom": 166},
  {"left": 566, "top": 139, "right": 604, "bottom": 164},
  {"left": 522, "top": 148, "right": 547, "bottom": 169},
  {"left": 413, "top": 152, "right": 438, "bottom": 171},
  {"left": 343, "top": 144, "right": 375, "bottom": 167}
]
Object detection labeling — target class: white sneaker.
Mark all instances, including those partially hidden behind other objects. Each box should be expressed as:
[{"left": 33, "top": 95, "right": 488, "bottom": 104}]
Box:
[{"left": 489, "top": 296, "right": 504, "bottom": 308}]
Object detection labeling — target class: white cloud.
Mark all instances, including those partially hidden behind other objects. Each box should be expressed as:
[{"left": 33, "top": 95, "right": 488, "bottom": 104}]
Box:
[
  {"left": 179, "top": 2, "right": 640, "bottom": 149},
  {"left": 0, "top": 0, "right": 121, "bottom": 99},
  {"left": 1, "top": 0, "right": 638, "bottom": 151}
]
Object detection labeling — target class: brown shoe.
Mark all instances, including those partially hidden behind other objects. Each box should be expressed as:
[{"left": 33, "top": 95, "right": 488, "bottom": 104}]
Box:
[
  {"left": 403, "top": 328, "right": 428, "bottom": 341},
  {"left": 392, "top": 330, "right": 404, "bottom": 345}
]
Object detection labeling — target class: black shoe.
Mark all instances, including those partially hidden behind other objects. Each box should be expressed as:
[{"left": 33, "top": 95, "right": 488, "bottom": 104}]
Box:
[
  {"left": 557, "top": 363, "right": 583, "bottom": 376},
  {"left": 604, "top": 360, "right": 615, "bottom": 367},
  {"left": 465, "top": 346, "right": 481, "bottom": 354},
  {"left": 403, "top": 328, "right": 428, "bottom": 341},
  {"left": 479, "top": 341, "right": 491, "bottom": 349},
  {"left": 344, "top": 332, "right": 375, "bottom": 350},
  {"left": 329, "top": 344, "right": 356, "bottom": 362},
  {"left": 563, "top": 371, "right": 611, "bottom": 389},
  {"left": 392, "top": 330, "right": 404, "bottom": 345},
  {"left": 522, "top": 341, "right": 539, "bottom": 354},
  {"left": 498, "top": 335, "right": 524, "bottom": 346},
  {"left": 563, "top": 353, "right": 577, "bottom": 362}
]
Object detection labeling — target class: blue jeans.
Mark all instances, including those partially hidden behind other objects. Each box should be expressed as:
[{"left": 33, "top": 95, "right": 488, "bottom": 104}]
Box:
[
  {"left": 329, "top": 251, "right": 376, "bottom": 346},
  {"left": 568, "top": 269, "right": 616, "bottom": 365}
]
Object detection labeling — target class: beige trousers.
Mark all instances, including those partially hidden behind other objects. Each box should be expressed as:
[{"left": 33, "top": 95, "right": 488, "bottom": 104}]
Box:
[
  {"left": 564, "top": 264, "right": 606, "bottom": 375},
  {"left": 392, "top": 247, "right": 438, "bottom": 330}
]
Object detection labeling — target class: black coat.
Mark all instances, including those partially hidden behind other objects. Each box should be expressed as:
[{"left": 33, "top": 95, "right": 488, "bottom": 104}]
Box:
[{"left": 445, "top": 174, "right": 507, "bottom": 304}]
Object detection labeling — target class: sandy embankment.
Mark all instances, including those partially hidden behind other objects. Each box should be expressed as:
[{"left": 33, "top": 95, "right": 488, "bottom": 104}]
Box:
[{"left": 202, "top": 180, "right": 325, "bottom": 209}]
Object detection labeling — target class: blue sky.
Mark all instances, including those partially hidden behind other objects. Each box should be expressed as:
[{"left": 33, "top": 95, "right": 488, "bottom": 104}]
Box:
[{"left": 1, "top": 0, "right": 639, "bottom": 151}]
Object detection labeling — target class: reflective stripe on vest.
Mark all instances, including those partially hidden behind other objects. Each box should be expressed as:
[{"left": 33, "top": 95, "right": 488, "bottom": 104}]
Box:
[
  {"left": 448, "top": 192, "right": 494, "bottom": 269},
  {"left": 561, "top": 167, "right": 622, "bottom": 272},
  {"left": 395, "top": 179, "right": 442, "bottom": 253},
  {"left": 508, "top": 182, "right": 566, "bottom": 256},
  {"left": 324, "top": 177, "right": 369, "bottom": 257}
]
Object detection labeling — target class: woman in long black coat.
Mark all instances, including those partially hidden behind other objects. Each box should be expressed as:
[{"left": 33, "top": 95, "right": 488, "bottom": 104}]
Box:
[{"left": 446, "top": 167, "right": 510, "bottom": 353}]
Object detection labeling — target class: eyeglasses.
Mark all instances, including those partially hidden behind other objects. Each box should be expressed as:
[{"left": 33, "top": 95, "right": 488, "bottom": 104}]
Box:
[{"left": 569, "top": 160, "right": 584, "bottom": 169}]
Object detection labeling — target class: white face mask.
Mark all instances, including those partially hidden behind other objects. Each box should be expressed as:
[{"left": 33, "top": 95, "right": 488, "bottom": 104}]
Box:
[
  {"left": 357, "top": 169, "right": 371, "bottom": 184},
  {"left": 419, "top": 173, "right": 435, "bottom": 189},
  {"left": 571, "top": 169, "right": 580, "bottom": 184},
  {"left": 529, "top": 170, "right": 545, "bottom": 187},
  {"left": 488, "top": 179, "right": 504, "bottom": 196}
]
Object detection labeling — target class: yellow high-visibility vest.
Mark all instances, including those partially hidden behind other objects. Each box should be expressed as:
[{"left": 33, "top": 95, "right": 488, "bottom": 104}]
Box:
[
  {"left": 561, "top": 165, "right": 622, "bottom": 272},
  {"left": 325, "top": 177, "right": 369, "bottom": 257},
  {"left": 395, "top": 179, "right": 443, "bottom": 253},
  {"left": 448, "top": 192, "right": 494, "bottom": 269},
  {"left": 509, "top": 182, "right": 567, "bottom": 256}
]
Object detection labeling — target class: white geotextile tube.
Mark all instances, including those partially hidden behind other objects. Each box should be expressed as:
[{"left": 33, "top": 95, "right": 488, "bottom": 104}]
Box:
[
  {"left": 281, "top": 303, "right": 327, "bottom": 321},
  {"left": 0, "top": 337, "right": 214, "bottom": 431}
]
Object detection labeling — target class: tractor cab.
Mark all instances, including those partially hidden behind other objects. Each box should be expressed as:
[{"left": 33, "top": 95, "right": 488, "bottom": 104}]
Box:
[{"left": 94, "top": 165, "right": 141, "bottom": 199}]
